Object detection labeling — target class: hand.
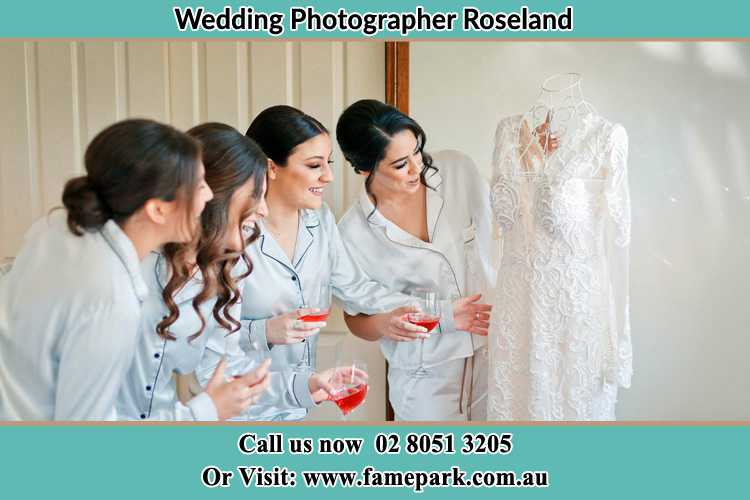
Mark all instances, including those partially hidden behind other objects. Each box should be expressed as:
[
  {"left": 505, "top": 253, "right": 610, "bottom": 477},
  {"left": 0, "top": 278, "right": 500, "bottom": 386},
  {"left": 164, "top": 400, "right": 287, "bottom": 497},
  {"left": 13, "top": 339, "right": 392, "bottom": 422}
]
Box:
[
  {"left": 266, "top": 309, "right": 326, "bottom": 345},
  {"left": 536, "top": 112, "right": 560, "bottom": 154},
  {"left": 308, "top": 366, "right": 369, "bottom": 404},
  {"left": 204, "top": 358, "right": 271, "bottom": 420},
  {"left": 378, "top": 305, "right": 430, "bottom": 342},
  {"left": 453, "top": 293, "right": 492, "bottom": 336}
]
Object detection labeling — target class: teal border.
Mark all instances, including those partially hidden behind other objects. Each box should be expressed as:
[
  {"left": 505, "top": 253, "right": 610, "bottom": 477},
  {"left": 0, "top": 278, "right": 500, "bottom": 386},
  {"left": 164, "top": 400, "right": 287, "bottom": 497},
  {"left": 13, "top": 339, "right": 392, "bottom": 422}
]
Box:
[
  {"left": 2, "top": 425, "right": 748, "bottom": 498},
  {"left": 1, "top": 1, "right": 748, "bottom": 39}
]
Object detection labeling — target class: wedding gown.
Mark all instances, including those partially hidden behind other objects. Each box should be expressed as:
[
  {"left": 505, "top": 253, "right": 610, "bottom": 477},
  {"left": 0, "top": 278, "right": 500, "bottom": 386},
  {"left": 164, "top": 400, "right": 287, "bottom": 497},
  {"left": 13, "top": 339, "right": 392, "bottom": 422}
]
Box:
[{"left": 488, "top": 104, "right": 632, "bottom": 420}]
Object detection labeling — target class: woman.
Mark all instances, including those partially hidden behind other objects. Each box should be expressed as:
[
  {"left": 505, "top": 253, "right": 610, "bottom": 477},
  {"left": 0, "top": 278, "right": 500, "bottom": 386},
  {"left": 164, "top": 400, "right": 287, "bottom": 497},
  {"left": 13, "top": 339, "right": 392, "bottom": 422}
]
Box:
[
  {"left": 116, "top": 123, "right": 271, "bottom": 421},
  {"left": 336, "top": 99, "right": 495, "bottom": 421},
  {"left": 197, "top": 105, "right": 422, "bottom": 421},
  {"left": 0, "top": 119, "right": 210, "bottom": 420}
]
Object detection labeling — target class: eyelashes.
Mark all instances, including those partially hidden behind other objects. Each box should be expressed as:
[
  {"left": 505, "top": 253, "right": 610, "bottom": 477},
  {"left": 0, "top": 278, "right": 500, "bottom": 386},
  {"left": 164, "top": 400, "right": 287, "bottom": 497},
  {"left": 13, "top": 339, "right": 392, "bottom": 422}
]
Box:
[
  {"left": 306, "top": 160, "right": 334, "bottom": 169},
  {"left": 394, "top": 157, "right": 422, "bottom": 170}
]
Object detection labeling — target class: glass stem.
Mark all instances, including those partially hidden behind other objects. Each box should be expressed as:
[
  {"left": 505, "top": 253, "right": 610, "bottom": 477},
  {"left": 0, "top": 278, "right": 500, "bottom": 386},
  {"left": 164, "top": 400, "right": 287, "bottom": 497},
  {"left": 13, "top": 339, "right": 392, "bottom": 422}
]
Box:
[{"left": 418, "top": 338, "right": 425, "bottom": 373}]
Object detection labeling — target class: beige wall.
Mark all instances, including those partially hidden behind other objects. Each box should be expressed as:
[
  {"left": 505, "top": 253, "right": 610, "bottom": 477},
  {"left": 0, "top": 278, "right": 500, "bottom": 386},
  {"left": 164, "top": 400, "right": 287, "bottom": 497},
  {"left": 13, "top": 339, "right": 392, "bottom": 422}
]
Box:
[{"left": 0, "top": 41, "right": 386, "bottom": 420}]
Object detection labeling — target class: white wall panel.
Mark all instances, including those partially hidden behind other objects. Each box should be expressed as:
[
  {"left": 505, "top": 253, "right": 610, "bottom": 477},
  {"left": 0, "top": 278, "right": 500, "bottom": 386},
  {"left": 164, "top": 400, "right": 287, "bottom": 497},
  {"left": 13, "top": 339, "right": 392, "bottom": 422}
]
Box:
[
  {"left": 0, "top": 43, "right": 41, "bottom": 257},
  {"left": 167, "top": 42, "right": 201, "bottom": 131},
  {"left": 126, "top": 42, "right": 169, "bottom": 122},
  {"left": 205, "top": 42, "right": 248, "bottom": 130},
  {"left": 36, "top": 42, "right": 82, "bottom": 211},
  {"left": 82, "top": 42, "right": 120, "bottom": 140},
  {"left": 249, "top": 41, "right": 300, "bottom": 117}
]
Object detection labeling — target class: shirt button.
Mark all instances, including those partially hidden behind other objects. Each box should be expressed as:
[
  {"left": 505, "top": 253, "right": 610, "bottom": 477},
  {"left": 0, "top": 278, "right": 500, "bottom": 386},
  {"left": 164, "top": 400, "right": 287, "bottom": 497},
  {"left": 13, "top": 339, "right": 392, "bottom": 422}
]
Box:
[
  {"left": 291, "top": 276, "right": 297, "bottom": 281},
  {"left": 146, "top": 385, "right": 152, "bottom": 391},
  {"left": 140, "top": 414, "right": 146, "bottom": 419},
  {"left": 154, "top": 353, "right": 160, "bottom": 359}
]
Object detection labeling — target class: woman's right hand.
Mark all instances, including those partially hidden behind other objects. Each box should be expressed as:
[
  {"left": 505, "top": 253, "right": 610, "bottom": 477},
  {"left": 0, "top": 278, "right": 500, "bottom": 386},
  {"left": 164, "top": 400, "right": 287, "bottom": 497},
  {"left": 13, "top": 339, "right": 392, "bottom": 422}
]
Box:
[
  {"left": 378, "top": 305, "right": 429, "bottom": 342},
  {"left": 536, "top": 112, "right": 560, "bottom": 154},
  {"left": 265, "top": 309, "right": 326, "bottom": 345},
  {"left": 308, "top": 366, "right": 370, "bottom": 403},
  {"left": 204, "top": 358, "right": 271, "bottom": 420}
]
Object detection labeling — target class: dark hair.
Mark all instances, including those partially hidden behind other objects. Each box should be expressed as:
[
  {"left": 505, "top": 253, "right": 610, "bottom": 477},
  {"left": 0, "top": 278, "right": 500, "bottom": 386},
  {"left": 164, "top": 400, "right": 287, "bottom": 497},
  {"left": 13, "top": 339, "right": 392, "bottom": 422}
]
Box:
[
  {"left": 335, "top": 99, "right": 438, "bottom": 214},
  {"left": 158, "top": 123, "right": 268, "bottom": 342},
  {"left": 62, "top": 118, "right": 201, "bottom": 236},
  {"left": 245, "top": 105, "right": 328, "bottom": 166}
]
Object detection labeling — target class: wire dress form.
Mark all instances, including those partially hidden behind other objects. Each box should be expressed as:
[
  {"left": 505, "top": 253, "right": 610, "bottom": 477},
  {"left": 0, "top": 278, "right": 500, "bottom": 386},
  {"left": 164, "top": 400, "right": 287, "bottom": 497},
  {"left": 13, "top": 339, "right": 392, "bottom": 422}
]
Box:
[{"left": 488, "top": 74, "right": 632, "bottom": 420}]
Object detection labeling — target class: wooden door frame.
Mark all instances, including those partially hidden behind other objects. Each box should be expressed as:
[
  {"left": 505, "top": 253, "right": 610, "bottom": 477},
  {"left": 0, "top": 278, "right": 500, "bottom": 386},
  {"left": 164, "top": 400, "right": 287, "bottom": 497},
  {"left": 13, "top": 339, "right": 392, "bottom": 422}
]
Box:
[
  {"left": 383, "top": 41, "right": 409, "bottom": 421},
  {"left": 386, "top": 41, "right": 409, "bottom": 114}
]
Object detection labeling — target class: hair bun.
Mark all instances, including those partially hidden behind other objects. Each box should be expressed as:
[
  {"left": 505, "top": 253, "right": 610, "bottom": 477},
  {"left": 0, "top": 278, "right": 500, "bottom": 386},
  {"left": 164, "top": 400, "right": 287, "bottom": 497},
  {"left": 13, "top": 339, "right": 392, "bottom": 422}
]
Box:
[{"left": 61, "top": 175, "right": 112, "bottom": 235}]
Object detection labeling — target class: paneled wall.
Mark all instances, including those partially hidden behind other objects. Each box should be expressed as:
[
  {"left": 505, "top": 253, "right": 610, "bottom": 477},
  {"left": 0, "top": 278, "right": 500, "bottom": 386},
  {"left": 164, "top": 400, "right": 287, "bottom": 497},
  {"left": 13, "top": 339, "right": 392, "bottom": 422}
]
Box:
[
  {"left": 0, "top": 41, "right": 386, "bottom": 420},
  {"left": 0, "top": 41, "right": 383, "bottom": 256}
]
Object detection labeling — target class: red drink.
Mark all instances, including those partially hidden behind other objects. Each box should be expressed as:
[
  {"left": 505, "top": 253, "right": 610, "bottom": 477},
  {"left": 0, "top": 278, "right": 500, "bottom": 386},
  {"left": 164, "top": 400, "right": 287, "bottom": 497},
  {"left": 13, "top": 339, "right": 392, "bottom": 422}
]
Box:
[
  {"left": 332, "top": 384, "right": 368, "bottom": 415},
  {"left": 407, "top": 314, "right": 440, "bottom": 332},
  {"left": 299, "top": 309, "right": 331, "bottom": 322}
]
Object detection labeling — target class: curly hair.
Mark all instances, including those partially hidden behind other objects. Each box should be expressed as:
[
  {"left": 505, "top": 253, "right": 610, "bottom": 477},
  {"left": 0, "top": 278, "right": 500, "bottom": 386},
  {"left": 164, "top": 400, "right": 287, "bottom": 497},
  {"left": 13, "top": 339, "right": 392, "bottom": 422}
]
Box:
[{"left": 157, "top": 123, "right": 267, "bottom": 342}]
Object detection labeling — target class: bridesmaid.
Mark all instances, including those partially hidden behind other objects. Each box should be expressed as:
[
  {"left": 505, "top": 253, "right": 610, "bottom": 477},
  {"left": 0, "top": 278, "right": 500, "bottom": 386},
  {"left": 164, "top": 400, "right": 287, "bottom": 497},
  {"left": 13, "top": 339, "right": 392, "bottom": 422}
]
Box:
[
  {"left": 0, "top": 119, "right": 209, "bottom": 420},
  {"left": 336, "top": 100, "right": 495, "bottom": 421},
  {"left": 116, "top": 123, "right": 271, "bottom": 421},
  {"left": 197, "top": 105, "right": 422, "bottom": 421}
]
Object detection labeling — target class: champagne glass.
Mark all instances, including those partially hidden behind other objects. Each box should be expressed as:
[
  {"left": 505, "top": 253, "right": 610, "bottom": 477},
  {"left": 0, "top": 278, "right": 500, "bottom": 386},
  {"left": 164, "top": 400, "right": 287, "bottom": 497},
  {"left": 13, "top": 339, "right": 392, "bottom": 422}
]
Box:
[
  {"left": 407, "top": 287, "right": 441, "bottom": 377},
  {"left": 328, "top": 359, "right": 369, "bottom": 420},
  {"left": 300, "top": 282, "right": 332, "bottom": 323},
  {"left": 295, "top": 283, "right": 330, "bottom": 370}
]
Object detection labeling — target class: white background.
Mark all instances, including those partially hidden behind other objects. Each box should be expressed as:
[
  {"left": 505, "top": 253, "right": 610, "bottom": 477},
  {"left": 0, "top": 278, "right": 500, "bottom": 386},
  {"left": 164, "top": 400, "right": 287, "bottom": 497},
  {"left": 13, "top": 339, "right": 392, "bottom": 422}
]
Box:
[{"left": 411, "top": 42, "right": 750, "bottom": 419}]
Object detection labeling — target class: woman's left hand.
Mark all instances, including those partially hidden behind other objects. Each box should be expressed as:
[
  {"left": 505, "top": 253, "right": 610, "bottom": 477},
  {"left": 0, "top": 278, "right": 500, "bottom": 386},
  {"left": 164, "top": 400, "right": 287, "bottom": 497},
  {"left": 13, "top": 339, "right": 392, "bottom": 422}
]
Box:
[{"left": 452, "top": 293, "right": 492, "bottom": 336}]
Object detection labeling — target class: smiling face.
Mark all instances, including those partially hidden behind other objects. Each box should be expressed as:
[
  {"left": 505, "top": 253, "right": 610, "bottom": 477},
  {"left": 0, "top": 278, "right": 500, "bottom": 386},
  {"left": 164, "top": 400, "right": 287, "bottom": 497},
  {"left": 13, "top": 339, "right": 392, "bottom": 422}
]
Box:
[
  {"left": 192, "top": 162, "right": 213, "bottom": 218},
  {"left": 366, "top": 129, "right": 423, "bottom": 197},
  {"left": 243, "top": 175, "right": 269, "bottom": 227},
  {"left": 161, "top": 160, "right": 213, "bottom": 244},
  {"left": 222, "top": 174, "right": 269, "bottom": 253},
  {"left": 268, "top": 133, "right": 334, "bottom": 210},
  {"left": 187, "top": 161, "right": 214, "bottom": 240}
]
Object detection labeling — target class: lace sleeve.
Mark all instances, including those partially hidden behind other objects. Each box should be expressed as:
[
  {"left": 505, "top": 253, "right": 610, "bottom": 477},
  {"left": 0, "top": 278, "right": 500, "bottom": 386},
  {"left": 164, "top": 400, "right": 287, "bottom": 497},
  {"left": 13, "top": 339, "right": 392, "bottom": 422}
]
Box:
[
  {"left": 443, "top": 151, "right": 498, "bottom": 295},
  {"left": 604, "top": 124, "right": 632, "bottom": 388},
  {"left": 490, "top": 117, "right": 520, "bottom": 237}
]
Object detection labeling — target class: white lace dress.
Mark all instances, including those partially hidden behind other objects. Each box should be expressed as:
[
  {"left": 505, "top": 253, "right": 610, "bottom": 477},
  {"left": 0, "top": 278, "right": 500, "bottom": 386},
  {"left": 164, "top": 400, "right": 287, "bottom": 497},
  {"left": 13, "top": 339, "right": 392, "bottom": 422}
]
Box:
[{"left": 488, "top": 108, "right": 632, "bottom": 420}]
